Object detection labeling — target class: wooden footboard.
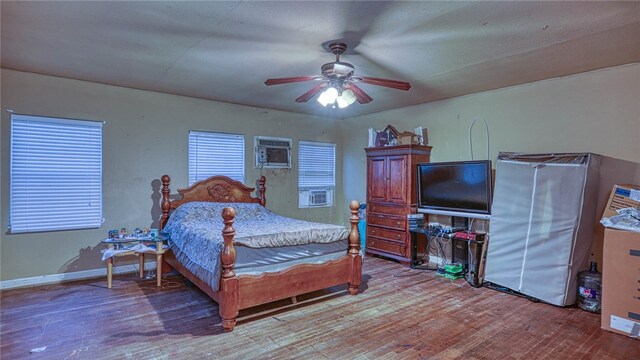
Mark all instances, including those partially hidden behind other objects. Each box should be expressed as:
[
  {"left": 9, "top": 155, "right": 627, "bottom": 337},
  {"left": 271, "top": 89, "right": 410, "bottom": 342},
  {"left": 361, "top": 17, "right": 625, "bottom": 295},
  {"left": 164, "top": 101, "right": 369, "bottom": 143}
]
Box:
[{"left": 160, "top": 174, "right": 361, "bottom": 332}]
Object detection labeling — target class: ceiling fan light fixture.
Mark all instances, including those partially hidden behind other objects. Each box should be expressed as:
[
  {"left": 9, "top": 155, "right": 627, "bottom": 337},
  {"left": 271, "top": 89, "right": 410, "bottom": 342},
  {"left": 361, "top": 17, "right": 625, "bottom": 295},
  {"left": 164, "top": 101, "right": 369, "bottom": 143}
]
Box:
[
  {"left": 317, "top": 91, "right": 330, "bottom": 106},
  {"left": 265, "top": 42, "right": 410, "bottom": 107},
  {"left": 317, "top": 86, "right": 339, "bottom": 107},
  {"left": 324, "top": 87, "right": 338, "bottom": 102},
  {"left": 341, "top": 89, "right": 357, "bottom": 105},
  {"left": 336, "top": 96, "right": 349, "bottom": 108}
]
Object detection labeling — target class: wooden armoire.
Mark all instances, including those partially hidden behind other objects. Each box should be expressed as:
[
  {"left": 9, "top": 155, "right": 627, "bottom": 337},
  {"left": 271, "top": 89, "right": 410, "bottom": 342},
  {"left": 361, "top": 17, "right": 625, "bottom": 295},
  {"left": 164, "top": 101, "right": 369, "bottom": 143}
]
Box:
[{"left": 365, "top": 144, "right": 432, "bottom": 264}]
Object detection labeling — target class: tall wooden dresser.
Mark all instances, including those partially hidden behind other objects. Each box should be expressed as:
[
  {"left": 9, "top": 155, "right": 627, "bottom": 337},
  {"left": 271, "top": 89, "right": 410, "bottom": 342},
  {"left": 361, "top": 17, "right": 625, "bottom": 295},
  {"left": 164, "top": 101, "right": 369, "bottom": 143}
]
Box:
[{"left": 365, "top": 144, "right": 432, "bottom": 264}]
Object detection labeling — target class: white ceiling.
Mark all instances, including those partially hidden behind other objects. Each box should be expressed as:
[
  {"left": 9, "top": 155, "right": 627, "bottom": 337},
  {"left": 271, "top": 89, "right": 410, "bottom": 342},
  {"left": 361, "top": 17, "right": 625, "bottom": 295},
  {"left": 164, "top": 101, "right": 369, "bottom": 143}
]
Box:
[{"left": 2, "top": 1, "right": 639, "bottom": 118}]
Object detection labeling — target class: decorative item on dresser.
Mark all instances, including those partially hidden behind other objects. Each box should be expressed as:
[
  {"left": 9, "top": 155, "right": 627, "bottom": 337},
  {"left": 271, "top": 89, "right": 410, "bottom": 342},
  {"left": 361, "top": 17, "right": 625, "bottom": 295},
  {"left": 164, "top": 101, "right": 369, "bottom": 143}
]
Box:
[{"left": 365, "top": 144, "right": 432, "bottom": 264}]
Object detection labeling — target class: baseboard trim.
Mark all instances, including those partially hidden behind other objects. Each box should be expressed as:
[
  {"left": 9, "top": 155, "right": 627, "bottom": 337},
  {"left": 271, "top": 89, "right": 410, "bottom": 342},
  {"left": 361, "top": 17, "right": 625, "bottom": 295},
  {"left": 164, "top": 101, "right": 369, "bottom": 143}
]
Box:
[
  {"left": 0, "top": 261, "right": 158, "bottom": 290},
  {"left": 0, "top": 255, "right": 458, "bottom": 290}
]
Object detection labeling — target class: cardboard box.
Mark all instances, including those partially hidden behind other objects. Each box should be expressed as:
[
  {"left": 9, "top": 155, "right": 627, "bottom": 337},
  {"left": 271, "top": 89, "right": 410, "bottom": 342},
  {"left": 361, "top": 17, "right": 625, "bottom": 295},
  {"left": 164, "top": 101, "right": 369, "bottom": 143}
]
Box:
[
  {"left": 601, "top": 228, "right": 640, "bottom": 339},
  {"left": 602, "top": 184, "right": 640, "bottom": 220}
]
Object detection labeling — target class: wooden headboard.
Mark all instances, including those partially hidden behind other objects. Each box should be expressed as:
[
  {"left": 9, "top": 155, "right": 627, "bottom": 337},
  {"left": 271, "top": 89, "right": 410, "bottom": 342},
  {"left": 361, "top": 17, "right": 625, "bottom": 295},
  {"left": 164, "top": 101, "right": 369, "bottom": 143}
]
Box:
[{"left": 160, "top": 174, "right": 266, "bottom": 230}]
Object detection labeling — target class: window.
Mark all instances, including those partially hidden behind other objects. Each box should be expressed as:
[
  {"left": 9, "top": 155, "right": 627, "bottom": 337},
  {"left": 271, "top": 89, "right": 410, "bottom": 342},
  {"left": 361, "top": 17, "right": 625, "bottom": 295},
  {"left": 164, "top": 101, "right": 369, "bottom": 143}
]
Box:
[
  {"left": 10, "top": 114, "right": 103, "bottom": 233},
  {"left": 189, "top": 131, "right": 245, "bottom": 185},
  {"left": 298, "top": 141, "right": 336, "bottom": 208}
]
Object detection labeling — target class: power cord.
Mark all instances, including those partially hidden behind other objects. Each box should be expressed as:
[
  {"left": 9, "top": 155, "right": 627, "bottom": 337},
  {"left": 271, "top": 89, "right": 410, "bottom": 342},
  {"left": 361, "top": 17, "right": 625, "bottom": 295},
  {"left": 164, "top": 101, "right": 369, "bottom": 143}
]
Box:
[{"left": 469, "top": 117, "right": 490, "bottom": 160}]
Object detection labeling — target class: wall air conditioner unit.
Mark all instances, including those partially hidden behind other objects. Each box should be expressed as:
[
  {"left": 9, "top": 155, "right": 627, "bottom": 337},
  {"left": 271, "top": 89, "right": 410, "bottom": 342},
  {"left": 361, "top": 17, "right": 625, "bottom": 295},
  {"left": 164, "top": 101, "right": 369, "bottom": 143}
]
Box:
[
  {"left": 309, "top": 190, "right": 329, "bottom": 206},
  {"left": 299, "top": 189, "right": 333, "bottom": 208},
  {"left": 255, "top": 136, "right": 292, "bottom": 168}
]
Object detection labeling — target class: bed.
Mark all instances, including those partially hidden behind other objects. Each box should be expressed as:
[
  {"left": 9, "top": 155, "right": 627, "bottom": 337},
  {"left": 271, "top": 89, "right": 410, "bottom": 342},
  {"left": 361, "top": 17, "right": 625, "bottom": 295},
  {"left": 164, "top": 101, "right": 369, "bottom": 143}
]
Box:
[{"left": 159, "top": 174, "right": 362, "bottom": 331}]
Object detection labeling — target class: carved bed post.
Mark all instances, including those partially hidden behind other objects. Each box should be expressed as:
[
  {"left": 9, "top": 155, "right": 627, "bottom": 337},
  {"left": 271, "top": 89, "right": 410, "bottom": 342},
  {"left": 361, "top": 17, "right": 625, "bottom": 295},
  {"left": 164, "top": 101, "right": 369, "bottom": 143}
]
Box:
[
  {"left": 221, "top": 207, "right": 237, "bottom": 278},
  {"left": 257, "top": 176, "right": 266, "bottom": 206},
  {"left": 160, "top": 175, "right": 171, "bottom": 230},
  {"left": 348, "top": 200, "right": 362, "bottom": 295},
  {"left": 220, "top": 207, "right": 239, "bottom": 332}
]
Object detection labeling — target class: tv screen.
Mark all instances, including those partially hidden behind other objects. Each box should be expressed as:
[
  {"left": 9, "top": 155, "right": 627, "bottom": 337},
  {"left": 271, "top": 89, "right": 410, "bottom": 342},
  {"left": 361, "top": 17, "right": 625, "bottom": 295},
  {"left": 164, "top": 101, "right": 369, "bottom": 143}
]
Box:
[{"left": 418, "top": 160, "right": 492, "bottom": 216}]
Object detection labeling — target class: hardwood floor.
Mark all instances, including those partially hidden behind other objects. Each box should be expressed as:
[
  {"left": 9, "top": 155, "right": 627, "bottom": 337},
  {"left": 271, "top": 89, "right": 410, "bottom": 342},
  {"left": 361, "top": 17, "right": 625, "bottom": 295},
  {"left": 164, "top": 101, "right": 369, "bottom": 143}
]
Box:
[{"left": 1, "top": 257, "right": 637, "bottom": 359}]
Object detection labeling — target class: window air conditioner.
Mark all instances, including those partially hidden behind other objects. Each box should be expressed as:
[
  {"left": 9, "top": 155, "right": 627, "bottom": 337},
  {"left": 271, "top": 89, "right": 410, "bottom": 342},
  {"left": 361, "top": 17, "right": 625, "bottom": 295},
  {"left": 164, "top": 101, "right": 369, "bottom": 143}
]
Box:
[
  {"left": 309, "top": 190, "right": 329, "bottom": 206},
  {"left": 255, "top": 136, "right": 292, "bottom": 168}
]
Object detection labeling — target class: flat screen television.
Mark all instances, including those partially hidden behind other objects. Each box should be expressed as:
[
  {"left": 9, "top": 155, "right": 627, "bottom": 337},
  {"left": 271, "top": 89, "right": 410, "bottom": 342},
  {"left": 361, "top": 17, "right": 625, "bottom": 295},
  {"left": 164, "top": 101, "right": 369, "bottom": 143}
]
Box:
[{"left": 417, "top": 160, "right": 492, "bottom": 220}]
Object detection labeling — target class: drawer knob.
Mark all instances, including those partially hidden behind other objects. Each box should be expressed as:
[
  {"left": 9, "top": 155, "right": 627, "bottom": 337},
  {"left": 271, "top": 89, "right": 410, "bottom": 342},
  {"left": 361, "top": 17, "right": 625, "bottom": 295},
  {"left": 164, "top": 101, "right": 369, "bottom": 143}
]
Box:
[
  {"left": 372, "top": 230, "right": 376, "bottom": 234},
  {"left": 396, "top": 234, "right": 401, "bottom": 239},
  {"left": 396, "top": 221, "right": 401, "bottom": 225}
]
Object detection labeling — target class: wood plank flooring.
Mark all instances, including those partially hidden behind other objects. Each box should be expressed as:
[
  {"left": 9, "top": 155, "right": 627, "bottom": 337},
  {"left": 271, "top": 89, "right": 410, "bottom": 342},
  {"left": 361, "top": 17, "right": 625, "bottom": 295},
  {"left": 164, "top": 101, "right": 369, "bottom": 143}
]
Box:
[{"left": 1, "top": 257, "right": 637, "bottom": 359}]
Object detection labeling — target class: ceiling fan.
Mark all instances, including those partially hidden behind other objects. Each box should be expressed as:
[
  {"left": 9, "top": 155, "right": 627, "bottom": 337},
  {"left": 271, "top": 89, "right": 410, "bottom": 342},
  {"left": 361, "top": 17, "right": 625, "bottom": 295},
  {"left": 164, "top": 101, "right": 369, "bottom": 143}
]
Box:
[{"left": 264, "top": 42, "right": 411, "bottom": 108}]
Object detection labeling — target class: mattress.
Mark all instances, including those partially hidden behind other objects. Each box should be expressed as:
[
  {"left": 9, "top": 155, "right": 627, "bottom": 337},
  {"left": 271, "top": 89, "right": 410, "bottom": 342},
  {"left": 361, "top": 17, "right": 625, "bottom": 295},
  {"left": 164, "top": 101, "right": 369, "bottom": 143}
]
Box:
[
  {"left": 217, "top": 239, "right": 346, "bottom": 276},
  {"left": 162, "top": 202, "right": 349, "bottom": 290}
]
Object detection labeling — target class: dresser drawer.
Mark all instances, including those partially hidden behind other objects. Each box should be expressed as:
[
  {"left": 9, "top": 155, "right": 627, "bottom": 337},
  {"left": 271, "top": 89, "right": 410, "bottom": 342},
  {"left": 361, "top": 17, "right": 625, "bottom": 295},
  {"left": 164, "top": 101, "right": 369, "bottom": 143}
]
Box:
[
  {"left": 367, "top": 238, "right": 406, "bottom": 257},
  {"left": 368, "top": 203, "right": 409, "bottom": 216},
  {"left": 367, "top": 213, "right": 406, "bottom": 230},
  {"left": 367, "top": 226, "right": 406, "bottom": 243}
]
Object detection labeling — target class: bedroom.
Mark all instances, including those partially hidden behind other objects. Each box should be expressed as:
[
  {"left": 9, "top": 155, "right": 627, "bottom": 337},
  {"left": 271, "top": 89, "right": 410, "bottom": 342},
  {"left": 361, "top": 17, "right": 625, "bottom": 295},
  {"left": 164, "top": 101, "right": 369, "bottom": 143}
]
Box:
[{"left": 1, "top": 1, "right": 639, "bottom": 359}]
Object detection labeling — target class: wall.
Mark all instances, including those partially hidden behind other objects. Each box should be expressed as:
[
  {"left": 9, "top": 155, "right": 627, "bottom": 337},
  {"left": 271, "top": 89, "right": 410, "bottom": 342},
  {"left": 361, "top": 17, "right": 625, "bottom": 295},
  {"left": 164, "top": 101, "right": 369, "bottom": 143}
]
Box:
[
  {"left": 340, "top": 63, "right": 640, "bottom": 266},
  {"left": 2, "top": 64, "right": 638, "bottom": 283},
  {"left": 0, "top": 69, "right": 344, "bottom": 281}
]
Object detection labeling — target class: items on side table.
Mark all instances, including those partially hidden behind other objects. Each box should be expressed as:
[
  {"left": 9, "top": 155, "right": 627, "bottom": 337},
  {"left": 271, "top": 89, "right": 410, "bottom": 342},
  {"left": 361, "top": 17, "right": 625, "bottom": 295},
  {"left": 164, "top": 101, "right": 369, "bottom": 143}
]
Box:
[{"left": 101, "top": 230, "right": 166, "bottom": 288}]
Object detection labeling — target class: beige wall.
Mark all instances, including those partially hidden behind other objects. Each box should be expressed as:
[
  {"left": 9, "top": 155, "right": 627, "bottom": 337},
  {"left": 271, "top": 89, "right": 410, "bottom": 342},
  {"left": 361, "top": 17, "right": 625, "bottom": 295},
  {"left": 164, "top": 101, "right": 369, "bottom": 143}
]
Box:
[
  {"left": 340, "top": 63, "right": 640, "bottom": 265},
  {"left": 0, "top": 69, "right": 345, "bottom": 281},
  {"left": 2, "top": 63, "right": 639, "bottom": 282}
]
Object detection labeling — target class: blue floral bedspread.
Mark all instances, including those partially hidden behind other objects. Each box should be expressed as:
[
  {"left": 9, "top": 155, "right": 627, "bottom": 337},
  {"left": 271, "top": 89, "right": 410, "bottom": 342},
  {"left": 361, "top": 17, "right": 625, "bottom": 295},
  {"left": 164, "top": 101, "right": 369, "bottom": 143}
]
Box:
[{"left": 161, "top": 202, "right": 349, "bottom": 291}]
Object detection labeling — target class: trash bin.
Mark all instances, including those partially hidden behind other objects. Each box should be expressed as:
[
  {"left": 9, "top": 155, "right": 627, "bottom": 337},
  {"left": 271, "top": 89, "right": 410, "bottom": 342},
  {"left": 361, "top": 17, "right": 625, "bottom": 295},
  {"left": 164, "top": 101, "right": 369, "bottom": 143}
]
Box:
[
  {"left": 358, "top": 220, "right": 366, "bottom": 256},
  {"left": 357, "top": 203, "right": 366, "bottom": 258}
]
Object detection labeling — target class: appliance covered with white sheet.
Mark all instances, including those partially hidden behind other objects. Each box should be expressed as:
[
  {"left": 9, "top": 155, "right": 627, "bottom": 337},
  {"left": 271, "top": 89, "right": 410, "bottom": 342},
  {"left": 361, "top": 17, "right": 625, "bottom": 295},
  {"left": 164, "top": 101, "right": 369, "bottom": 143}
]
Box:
[{"left": 484, "top": 152, "right": 600, "bottom": 306}]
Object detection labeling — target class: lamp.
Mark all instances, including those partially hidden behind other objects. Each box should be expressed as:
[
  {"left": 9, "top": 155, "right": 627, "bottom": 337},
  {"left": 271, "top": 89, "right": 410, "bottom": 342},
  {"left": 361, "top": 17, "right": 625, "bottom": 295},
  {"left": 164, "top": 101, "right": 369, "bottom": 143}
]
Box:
[
  {"left": 317, "top": 87, "right": 338, "bottom": 107},
  {"left": 317, "top": 91, "right": 330, "bottom": 107},
  {"left": 340, "top": 89, "right": 357, "bottom": 105},
  {"left": 317, "top": 87, "right": 357, "bottom": 108}
]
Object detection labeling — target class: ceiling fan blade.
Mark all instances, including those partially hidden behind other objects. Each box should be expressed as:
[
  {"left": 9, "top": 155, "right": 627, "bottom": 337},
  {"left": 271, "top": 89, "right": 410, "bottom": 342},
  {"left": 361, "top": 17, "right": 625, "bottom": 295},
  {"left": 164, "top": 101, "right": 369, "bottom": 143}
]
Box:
[
  {"left": 295, "top": 83, "right": 328, "bottom": 103},
  {"left": 355, "top": 76, "right": 411, "bottom": 91},
  {"left": 346, "top": 83, "right": 373, "bottom": 104},
  {"left": 264, "top": 76, "right": 321, "bottom": 86}
]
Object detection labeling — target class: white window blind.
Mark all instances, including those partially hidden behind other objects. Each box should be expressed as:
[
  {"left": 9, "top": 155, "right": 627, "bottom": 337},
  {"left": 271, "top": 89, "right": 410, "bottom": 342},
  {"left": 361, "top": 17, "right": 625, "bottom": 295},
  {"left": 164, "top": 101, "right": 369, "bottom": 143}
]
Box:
[
  {"left": 10, "top": 114, "right": 103, "bottom": 233},
  {"left": 189, "top": 131, "right": 245, "bottom": 185},
  {"left": 298, "top": 141, "right": 336, "bottom": 190}
]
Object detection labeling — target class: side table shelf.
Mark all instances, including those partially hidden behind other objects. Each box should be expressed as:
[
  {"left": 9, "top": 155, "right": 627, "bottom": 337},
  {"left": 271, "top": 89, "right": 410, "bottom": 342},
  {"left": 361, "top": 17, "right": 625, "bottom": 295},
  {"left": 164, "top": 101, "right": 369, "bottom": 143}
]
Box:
[{"left": 101, "top": 237, "right": 167, "bottom": 288}]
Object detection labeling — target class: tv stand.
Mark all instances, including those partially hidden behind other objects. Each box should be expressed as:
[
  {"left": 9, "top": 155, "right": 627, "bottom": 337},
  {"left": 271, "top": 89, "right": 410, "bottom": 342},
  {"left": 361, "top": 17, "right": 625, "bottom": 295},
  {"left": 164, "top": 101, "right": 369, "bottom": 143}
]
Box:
[
  {"left": 451, "top": 216, "right": 469, "bottom": 230},
  {"left": 409, "top": 227, "right": 485, "bottom": 287},
  {"left": 417, "top": 208, "right": 491, "bottom": 220}
]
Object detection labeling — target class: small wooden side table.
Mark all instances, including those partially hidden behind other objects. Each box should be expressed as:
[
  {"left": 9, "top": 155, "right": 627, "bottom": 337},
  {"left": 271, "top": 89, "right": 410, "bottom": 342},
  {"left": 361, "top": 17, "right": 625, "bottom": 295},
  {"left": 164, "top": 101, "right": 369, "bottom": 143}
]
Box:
[{"left": 101, "top": 237, "right": 166, "bottom": 288}]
